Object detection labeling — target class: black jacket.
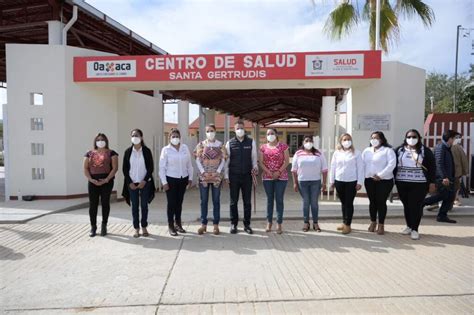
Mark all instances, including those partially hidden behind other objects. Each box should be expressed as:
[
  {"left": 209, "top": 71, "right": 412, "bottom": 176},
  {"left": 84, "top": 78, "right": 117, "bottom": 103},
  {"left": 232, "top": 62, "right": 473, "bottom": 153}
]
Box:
[
  {"left": 434, "top": 141, "right": 455, "bottom": 181},
  {"left": 122, "top": 145, "right": 156, "bottom": 206},
  {"left": 394, "top": 145, "right": 436, "bottom": 184}
]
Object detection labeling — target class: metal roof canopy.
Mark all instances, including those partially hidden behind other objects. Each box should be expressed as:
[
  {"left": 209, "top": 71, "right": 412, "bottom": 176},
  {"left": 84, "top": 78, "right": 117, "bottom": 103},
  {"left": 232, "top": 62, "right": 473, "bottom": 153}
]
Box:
[{"left": 0, "top": 0, "right": 168, "bottom": 83}]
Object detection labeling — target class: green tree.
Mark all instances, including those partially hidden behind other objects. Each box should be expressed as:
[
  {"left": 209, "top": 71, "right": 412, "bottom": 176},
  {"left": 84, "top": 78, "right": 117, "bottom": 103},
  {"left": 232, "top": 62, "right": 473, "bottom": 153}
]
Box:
[{"left": 323, "top": 0, "right": 435, "bottom": 52}]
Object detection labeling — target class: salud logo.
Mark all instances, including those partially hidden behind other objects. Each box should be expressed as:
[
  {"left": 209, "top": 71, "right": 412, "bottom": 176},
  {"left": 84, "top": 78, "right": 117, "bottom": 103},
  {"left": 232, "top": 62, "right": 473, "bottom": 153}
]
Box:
[{"left": 87, "top": 60, "right": 137, "bottom": 78}]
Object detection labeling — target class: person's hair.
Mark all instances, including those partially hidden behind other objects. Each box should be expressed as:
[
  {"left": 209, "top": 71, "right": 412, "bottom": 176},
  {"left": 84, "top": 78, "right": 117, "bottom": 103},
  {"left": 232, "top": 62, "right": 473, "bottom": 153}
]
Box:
[
  {"left": 454, "top": 131, "right": 462, "bottom": 137},
  {"left": 206, "top": 124, "right": 216, "bottom": 131},
  {"left": 93, "top": 133, "right": 109, "bottom": 150},
  {"left": 170, "top": 128, "right": 181, "bottom": 138},
  {"left": 131, "top": 128, "right": 145, "bottom": 146},
  {"left": 442, "top": 129, "right": 457, "bottom": 142},
  {"left": 370, "top": 131, "right": 391, "bottom": 148},
  {"left": 402, "top": 129, "right": 422, "bottom": 153},
  {"left": 234, "top": 119, "right": 245, "bottom": 127},
  {"left": 337, "top": 133, "right": 354, "bottom": 152},
  {"left": 266, "top": 127, "right": 279, "bottom": 141},
  {"left": 299, "top": 135, "right": 319, "bottom": 155}
]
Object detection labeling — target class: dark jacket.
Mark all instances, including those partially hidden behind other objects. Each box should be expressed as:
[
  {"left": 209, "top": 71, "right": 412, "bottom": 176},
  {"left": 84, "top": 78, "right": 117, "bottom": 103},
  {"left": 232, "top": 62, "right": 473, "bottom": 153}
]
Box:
[
  {"left": 228, "top": 135, "right": 253, "bottom": 176},
  {"left": 393, "top": 145, "right": 436, "bottom": 184},
  {"left": 122, "top": 145, "right": 156, "bottom": 206},
  {"left": 434, "top": 141, "right": 455, "bottom": 181}
]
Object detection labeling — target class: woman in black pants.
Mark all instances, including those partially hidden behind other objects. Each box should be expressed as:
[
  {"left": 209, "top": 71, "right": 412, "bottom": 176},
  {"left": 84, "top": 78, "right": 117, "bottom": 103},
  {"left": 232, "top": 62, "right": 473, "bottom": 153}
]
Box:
[
  {"left": 83, "top": 133, "right": 118, "bottom": 237},
  {"left": 361, "top": 131, "right": 396, "bottom": 235},
  {"left": 395, "top": 129, "right": 436, "bottom": 240},
  {"left": 122, "top": 129, "right": 156, "bottom": 238},
  {"left": 159, "top": 129, "right": 194, "bottom": 236}
]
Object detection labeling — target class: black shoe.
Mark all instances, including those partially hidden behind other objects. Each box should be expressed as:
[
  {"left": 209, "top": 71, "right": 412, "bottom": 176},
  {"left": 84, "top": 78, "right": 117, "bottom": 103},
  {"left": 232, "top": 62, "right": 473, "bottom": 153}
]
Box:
[
  {"left": 100, "top": 224, "right": 107, "bottom": 236},
  {"left": 175, "top": 225, "right": 186, "bottom": 233},
  {"left": 437, "top": 216, "right": 457, "bottom": 224},
  {"left": 168, "top": 226, "right": 178, "bottom": 236},
  {"left": 244, "top": 226, "right": 253, "bottom": 234},
  {"left": 89, "top": 226, "right": 97, "bottom": 237},
  {"left": 230, "top": 224, "right": 238, "bottom": 234}
]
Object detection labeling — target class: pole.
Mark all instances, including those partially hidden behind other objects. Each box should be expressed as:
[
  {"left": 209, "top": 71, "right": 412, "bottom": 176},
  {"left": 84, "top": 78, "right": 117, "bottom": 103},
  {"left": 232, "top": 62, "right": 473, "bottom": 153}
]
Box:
[
  {"left": 375, "top": 0, "right": 381, "bottom": 50},
  {"left": 454, "top": 25, "right": 461, "bottom": 113}
]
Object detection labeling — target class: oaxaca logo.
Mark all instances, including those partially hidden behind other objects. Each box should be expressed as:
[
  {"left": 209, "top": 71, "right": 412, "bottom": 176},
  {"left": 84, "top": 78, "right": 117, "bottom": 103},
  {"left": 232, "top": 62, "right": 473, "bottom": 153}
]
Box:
[
  {"left": 312, "top": 58, "right": 323, "bottom": 70},
  {"left": 86, "top": 60, "right": 136, "bottom": 78}
]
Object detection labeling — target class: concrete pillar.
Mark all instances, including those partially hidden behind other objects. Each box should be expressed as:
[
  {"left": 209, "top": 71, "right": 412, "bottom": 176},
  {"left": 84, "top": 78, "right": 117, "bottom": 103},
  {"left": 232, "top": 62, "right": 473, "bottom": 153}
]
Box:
[
  {"left": 254, "top": 123, "right": 261, "bottom": 151},
  {"left": 177, "top": 100, "right": 189, "bottom": 145},
  {"left": 206, "top": 109, "right": 216, "bottom": 125},
  {"left": 47, "top": 21, "right": 63, "bottom": 45},
  {"left": 153, "top": 90, "right": 164, "bottom": 185},
  {"left": 198, "top": 105, "right": 206, "bottom": 142},
  {"left": 224, "top": 114, "right": 230, "bottom": 143},
  {"left": 320, "top": 96, "right": 336, "bottom": 151}
]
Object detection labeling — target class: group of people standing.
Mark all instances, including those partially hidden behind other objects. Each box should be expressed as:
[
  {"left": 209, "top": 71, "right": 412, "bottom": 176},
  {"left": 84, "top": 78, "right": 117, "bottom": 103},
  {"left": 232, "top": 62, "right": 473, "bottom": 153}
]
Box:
[{"left": 84, "top": 121, "right": 467, "bottom": 241}]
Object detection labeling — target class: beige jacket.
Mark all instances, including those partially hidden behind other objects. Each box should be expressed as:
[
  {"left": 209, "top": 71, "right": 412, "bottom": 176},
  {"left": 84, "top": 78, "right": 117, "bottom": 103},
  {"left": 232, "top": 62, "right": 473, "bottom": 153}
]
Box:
[{"left": 451, "top": 144, "right": 469, "bottom": 177}]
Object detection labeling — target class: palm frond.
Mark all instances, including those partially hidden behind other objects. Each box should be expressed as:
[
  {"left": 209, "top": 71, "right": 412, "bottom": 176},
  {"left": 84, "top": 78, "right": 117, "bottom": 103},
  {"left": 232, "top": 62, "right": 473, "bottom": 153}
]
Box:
[
  {"left": 395, "top": 0, "right": 435, "bottom": 27},
  {"left": 324, "top": 1, "right": 360, "bottom": 39}
]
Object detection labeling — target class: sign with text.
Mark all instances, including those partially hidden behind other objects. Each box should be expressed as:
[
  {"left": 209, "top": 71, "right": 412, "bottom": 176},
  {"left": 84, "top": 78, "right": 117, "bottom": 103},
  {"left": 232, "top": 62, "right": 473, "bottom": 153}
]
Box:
[
  {"left": 74, "top": 50, "right": 381, "bottom": 82},
  {"left": 357, "top": 114, "right": 391, "bottom": 131}
]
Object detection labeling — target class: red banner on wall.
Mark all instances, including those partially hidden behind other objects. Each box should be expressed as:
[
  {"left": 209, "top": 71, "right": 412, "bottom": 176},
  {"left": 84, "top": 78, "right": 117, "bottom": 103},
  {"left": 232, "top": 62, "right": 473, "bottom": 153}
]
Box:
[{"left": 73, "top": 50, "right": 381, "bottom": 82}]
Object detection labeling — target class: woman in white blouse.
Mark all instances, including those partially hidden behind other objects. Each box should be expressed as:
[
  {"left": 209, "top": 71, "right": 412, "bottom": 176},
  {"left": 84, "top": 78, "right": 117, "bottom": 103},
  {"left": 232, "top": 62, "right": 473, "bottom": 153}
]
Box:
[
  {"left": 159, "top": 129, "right": 194, "bottom": 236},
  {"left": 330, "top": 133, "right": 364, "bottom": 234},
  {"left": 361, "top": 131, "right": 396, "bottom": 235}
]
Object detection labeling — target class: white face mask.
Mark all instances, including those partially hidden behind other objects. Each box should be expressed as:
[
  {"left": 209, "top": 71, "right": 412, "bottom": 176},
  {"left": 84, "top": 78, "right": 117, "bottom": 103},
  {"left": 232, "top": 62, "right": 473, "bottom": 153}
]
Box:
[
  {"left": 206, "top": 131, "right": 216, "bottom": 141},
  {"left": 131, "top": 137, "right": 141, "bottom": 145},
  {"left": 170, "top": 137, "right": 180, "bottom": 146},
  {"left": 235, "top": 129, "right": 245, "bottom": 138},
  {"left": 342, "top": 140, "right": 352, "bottom": 149},
  {"left": 267, "top": 134, "right": 276, "bottom": 143},
  {"left": 406, "top": 138, "right": 418, "bottom": 146},
  {"left": 370, "top": 139, "right": 380, "bottom": 147},
  {"left": 303, "top": 142, "right": 313, "bottom": 150},
  {"left": 96, "top": 140, "right": 106, "bottom": 149},
  {"left": 454, "top": 138, "right": 461, "bottom": 145}
]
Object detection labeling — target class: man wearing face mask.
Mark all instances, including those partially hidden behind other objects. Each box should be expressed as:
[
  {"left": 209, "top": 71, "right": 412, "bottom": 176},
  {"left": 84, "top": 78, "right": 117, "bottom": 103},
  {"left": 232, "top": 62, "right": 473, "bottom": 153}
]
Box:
[
  {"left": 225, "top": 120, "right": 259, "bottom": 234},
  {"left": 423, "top": 130, "right": 457, "bottom": 223},
  {"left": 450, "top": 132, "right": 469, "bottom": 207}
]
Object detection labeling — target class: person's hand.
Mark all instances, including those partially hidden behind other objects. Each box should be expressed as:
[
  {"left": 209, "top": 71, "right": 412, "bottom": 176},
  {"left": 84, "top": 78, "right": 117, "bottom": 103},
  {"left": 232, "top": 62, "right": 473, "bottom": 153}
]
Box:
[
  {"left": 163, "top": 184, "right": 170, "bottom": 191},
  {"left": 330, "top": 183, "right": 335, "bottom": 191},
  {"left": 442, "top": 178, "right": 450, "bottom": 186},
  {"left": 137, "top": 181, "right": 146, "bottom": 189},
  {"left": 356, "top": 184, "right": 362, "bottom": 191},
  {"left": 373, "top": 175, "right": 381, "bottom": 181},
  {"left": 272, "top": 171, "right": 280, "bottom": 180},
  {"left": 129, "top": 183, "right": 137, "bottom": 190},
  {"left": 90, "top": 179, "right": 101, "bottom": 186},
  {"left": 187, "top": 180, "right": 193, "bottom": 189},
  {"left": 251, "top": 168, "right": 258, "bottom": 176},
  {"left": 429, "top": 183, "right": 436, "bottom": 194},
  {"left": 321, "top": 184, "right": 327, "bottom": 193},
  {"left": 224, "top": 178, "right": 230, "bottom": 187},
  {"left": 293, "top": 183, "right": 298, "bottom": 192}
]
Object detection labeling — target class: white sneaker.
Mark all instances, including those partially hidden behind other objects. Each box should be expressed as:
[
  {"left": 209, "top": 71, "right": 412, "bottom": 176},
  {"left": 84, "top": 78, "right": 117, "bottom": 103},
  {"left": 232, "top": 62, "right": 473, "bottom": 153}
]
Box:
[
  {"left": 401, "top": 226, "right": 412, "bottom": 235},
  {"left": 410, "top": 230, "right": 420, "bottom": 240}
]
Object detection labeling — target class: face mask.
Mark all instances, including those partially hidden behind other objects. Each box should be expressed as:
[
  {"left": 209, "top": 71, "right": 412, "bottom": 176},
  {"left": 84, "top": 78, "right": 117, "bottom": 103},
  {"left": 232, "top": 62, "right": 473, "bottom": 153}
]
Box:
[
  {"left": 96, "top": 140, "right": 106, "bottom": 149},
  {"left": 303, "top": 142, "right": 313, "bottom": 150},
  {"left": 370, "top": 139, "right": 380, "bottom": 147},
  {"left": 235, "top": 129, "right": 245, "bottom": 138},
  {"left": 206, "top": 131, "right": 216, "bottom": 141},
  {"left": 170, "top": 138, "right": 180, "bottom": 146},
  {"left": 454, "top": 138, "right": 461, "bottom": 145},
  {"left": 267, "top": 134, "right": 276, "bottom": 142},
  {"left": 342, "top": 140, "right": 352, "bottom": 149},
  {"left": 131, "top": 137, "right": 141, "bottom": 145},
  {"left": 406, "top": 138, "right": 418, "bottom": 146}
]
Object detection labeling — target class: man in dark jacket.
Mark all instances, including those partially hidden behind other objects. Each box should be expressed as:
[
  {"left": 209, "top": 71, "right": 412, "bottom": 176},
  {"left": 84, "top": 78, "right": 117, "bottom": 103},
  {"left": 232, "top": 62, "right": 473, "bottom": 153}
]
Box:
[{"left": 423, "top": 130, "right": 457, "bottom": 223}]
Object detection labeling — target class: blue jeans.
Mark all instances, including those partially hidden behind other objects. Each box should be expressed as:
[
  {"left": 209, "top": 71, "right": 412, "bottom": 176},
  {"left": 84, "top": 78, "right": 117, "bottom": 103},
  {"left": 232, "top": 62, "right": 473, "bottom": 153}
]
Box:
[
  {"left": 263, "top": 180, "right": 287, "bottom": 224},
  {"left": 129, "top": 181, "right": 151, "bottom": 229},
  {"left": 298, "top": 180, "right": 321, "bottom": 223},
  {"left": 199, "top": 183, "right": 221, "bottom": 225}
]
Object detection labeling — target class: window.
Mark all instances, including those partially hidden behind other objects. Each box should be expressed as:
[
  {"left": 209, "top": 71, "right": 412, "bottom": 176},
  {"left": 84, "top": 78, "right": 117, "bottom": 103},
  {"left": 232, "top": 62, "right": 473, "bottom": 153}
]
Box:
[
  {"left": 31, "top": 143, "right": 44, "bottom": 155},
  {"left": 31, "top": 118, "right": 44, "bottom": 131},
  {"left": 30, "top": 93, "right": 43, "bottom": 106},
  {"left": 32, "top": 168, "right": 45, "bottom": 180}
]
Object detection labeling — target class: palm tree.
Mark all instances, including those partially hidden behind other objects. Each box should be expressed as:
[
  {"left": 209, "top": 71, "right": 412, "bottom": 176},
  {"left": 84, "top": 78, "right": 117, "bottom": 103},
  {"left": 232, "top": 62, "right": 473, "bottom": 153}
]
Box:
[{"left": 323, "top": 0, "right": 435, "bottom": 52}]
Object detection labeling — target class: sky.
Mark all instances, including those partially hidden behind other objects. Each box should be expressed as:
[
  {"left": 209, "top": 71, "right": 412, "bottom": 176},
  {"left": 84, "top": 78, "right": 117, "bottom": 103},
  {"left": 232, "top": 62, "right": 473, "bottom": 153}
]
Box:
[{"left": 1, "top": 0, "right": 472, "bottom": 121}]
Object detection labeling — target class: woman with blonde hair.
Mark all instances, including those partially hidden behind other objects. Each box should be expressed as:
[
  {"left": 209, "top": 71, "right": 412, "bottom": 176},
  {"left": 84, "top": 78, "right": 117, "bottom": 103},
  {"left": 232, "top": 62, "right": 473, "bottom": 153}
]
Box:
[{"left": 329, "top": 133, "right": 364, "bottom": 234}]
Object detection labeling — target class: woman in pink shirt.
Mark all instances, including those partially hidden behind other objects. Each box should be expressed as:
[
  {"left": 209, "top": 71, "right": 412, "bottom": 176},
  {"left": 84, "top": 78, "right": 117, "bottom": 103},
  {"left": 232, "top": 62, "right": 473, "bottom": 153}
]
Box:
[{"left": 259, "top": 128, "right": 289, "bottom": 234}]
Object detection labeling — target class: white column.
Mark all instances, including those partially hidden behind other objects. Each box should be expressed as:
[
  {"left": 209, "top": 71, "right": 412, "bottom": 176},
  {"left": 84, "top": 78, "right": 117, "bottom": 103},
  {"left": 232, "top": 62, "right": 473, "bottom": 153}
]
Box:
[
  {"left": 177, "top": 100, "right": 190, "bottom": 145},
  {"left": 254, "top": 123, "right": 260, "bottom": 151},
  {"left": 153, "top": 90, "right": 164, "bottom": 186},
  {"left": 206, "top": 109, "right": 216, "bottom": 125},
  {"left": 198, "top": 105, "right": 206, "bottom": 142},
  {"left": 320, "top": 96, "right": 336, "bottom": 150},
  {"left": 224, "top": 114, "right": 230, "bottom": 143},
  {"left": 47, "top": 21, "right": 63, "bottom": 45}
]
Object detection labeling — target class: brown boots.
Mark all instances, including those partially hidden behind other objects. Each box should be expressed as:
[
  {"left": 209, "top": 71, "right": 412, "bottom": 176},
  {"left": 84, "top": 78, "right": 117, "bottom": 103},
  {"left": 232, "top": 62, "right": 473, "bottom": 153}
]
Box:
[
  {"left": 368, "top": 221, "right": 377, "bottom": 232},
  {"left": 376, "top": 224, "right": 384, "bottom": 235},
  {"left": 368, "top": 222, "right": 385, "bottom": 235},
  {"left": 341, "top": 224, "right": 352, "bottom": 234},
  {"left": 198, "top": 224, "right": 220, "bottom": 235}
]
